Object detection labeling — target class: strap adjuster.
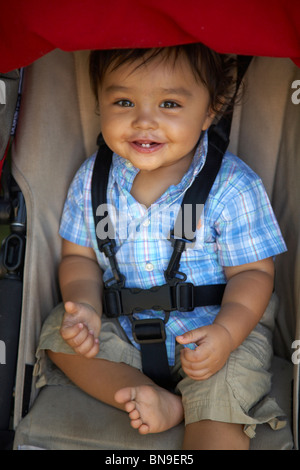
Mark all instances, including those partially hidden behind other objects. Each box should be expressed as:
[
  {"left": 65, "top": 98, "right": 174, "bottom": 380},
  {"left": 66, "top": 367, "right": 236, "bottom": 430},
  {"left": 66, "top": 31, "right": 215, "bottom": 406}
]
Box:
[
  {"left": 103, "top": 289, "right": 122, "bottom": 317},
  {"left": 132, "top": 319, "right": 166, "bottom": 344},
  {"left": 176, "top": 282, "right": 194, "bottom": 311}
]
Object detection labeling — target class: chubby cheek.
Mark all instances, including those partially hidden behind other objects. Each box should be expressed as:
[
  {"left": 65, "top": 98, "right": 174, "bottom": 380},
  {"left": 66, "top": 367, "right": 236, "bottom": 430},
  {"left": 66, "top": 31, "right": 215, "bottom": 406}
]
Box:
[
  {"left": 100, "top": 117, "right": 125, "bottom": 149},
  {"left": 170, "top": 123, "right": 202, "bottom": 151},
  {"left": 101, "top": 134, "right": 124, "bottom": 157}
]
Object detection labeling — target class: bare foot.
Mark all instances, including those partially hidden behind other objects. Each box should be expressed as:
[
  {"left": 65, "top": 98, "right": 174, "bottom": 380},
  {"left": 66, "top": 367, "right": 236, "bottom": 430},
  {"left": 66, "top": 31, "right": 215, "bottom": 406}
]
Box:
[{"left": 114, "top": 384, "right": 184, "bottom": 434}]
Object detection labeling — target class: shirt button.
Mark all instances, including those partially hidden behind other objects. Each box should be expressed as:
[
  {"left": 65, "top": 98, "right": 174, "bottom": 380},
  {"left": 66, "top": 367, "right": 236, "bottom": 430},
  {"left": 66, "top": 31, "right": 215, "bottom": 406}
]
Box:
[
  {"left": 142, "top": 219, "right": 150, "bottom": 227},
  {"left": 125, "top": 160, "right": 133, "bottom": 168},
  {"left": 145, "top": 262, "right": 154, "bottom": 272}
]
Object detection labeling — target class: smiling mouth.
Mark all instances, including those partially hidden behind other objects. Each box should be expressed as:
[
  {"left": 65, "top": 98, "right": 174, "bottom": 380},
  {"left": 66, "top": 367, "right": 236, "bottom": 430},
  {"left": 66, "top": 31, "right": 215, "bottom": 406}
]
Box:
[{"left": 130, "top": 140, "right": 164, "bottom": 153}]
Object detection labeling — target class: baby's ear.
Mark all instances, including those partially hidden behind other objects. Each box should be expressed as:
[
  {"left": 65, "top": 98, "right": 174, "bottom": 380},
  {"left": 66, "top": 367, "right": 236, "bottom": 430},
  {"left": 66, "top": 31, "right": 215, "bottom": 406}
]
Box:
[
  {"left": 202, "top": 107, "right": 216, "bottom": 131},
  {"left": 203, "top": 96, "right": 230, "bottom": 130}
]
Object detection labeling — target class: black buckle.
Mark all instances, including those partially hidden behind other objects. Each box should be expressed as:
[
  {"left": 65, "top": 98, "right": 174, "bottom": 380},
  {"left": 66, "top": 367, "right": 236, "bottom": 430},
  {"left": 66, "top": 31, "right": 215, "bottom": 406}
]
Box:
[
  {"left": 104, "top": 284, "right": 173, "bottom": 317},
  {"left": 132, "top": 319, "right": 166, "bottom": 344},
  {"left": 176, "top": 282, "right": 194, "bottom": 312},
  {"left": 104, "top": 282, "right": 196, "bottom": 316}
]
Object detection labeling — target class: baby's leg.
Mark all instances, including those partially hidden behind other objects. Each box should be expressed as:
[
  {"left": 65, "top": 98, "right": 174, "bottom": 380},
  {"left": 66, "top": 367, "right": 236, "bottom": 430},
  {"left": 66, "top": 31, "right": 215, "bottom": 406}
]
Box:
[
  {"left": 47, "top": 350, "right": 183, "bottom": 433},
  {"left": 183, "top": 420, "right": 250, "bottom": 450},
  {"left": 47, "top": 350, "right": 150, "bottom": 409}
]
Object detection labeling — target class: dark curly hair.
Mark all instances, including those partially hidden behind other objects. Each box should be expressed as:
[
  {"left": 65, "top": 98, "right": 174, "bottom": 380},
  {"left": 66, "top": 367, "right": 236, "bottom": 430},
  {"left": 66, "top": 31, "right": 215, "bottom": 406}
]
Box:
[{"left": 89, "top": 43, "right": 238, "bottom": 117}]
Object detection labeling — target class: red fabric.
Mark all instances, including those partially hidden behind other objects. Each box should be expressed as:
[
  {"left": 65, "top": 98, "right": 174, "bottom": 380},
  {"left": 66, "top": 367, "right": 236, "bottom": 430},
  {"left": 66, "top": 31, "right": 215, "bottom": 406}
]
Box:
[
  {"left": 0, "top": 155, "right": 5, "bottom": 178},
  {"left": 0, "top": 142, "right": 8, "bottom": 190},
  {"left": 1, "top": 0, "right": 300, "bottom": 72}
]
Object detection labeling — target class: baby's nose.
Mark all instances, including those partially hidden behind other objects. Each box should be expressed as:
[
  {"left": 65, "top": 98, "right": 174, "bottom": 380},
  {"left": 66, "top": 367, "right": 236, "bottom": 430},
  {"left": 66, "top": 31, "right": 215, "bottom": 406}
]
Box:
[{"left": 132, "top": 107, "right": 158, "bottom": 130}]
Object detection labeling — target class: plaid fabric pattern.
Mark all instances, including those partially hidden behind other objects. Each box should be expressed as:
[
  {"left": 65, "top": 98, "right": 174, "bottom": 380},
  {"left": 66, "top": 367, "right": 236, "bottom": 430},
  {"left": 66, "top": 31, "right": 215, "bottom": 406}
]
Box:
[{"left": 59, "top": 132, "right": 287, "bottom": 365}]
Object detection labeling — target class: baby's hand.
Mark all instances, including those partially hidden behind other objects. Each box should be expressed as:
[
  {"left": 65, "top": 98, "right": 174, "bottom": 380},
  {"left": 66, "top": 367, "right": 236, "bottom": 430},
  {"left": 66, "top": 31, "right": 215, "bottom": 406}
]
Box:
[
  {"left": 60, "top": 301, "right": 101, "bottom": 358},
  {"left": 176, "top": 324, "right": 233, "bottom": 381}
]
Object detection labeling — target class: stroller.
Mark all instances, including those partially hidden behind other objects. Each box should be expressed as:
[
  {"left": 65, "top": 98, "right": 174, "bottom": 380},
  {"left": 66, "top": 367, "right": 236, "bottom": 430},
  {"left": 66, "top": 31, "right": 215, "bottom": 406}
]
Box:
[{"left": 0, "top": 1, "right": 300, "bottom": 450}]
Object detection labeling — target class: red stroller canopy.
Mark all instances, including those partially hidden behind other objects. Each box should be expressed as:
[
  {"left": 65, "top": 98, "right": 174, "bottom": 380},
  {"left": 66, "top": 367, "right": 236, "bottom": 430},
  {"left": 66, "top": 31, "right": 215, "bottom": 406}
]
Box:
[{"left": 1, "top": 0, "right": 300, "bottom": 73}]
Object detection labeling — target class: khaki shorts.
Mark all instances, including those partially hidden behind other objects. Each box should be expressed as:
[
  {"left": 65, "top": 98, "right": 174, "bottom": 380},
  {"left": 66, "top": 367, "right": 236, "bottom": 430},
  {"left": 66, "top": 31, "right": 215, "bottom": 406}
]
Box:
[{"left": 35, "top": 295, "right": 286, "bottom": 438}]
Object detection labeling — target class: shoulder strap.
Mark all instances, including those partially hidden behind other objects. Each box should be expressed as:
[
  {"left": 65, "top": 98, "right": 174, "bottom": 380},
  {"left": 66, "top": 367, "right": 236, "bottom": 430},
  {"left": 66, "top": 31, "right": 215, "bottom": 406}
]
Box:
[
  {"left": 91, "top": 134, "right": 114, "bottom": 248},
  {"left": 91, "top": 137, "right": 125, "bottom": 285},
  {"left": 172, "top": 125, "right": 226, "bottom": 242},
  {"left": 165, "top": 124, "right": 227, "bottom": 281}
]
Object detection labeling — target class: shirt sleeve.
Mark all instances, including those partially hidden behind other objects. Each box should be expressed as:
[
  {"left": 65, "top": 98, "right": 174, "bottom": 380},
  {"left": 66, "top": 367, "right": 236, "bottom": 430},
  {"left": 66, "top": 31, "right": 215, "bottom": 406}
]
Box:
[
  {"left": 59, "top": 162, "right": 93, "bottom": 247},
  {"left": 215, "top": 174, "right": 287, "bottom": 266}
]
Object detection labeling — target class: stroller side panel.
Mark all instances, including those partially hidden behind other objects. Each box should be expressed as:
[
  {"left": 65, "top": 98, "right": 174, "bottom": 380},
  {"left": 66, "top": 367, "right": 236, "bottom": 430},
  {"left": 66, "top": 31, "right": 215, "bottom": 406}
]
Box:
[{"left": 11, "top": 50, "right": 93, "bottom": 423}]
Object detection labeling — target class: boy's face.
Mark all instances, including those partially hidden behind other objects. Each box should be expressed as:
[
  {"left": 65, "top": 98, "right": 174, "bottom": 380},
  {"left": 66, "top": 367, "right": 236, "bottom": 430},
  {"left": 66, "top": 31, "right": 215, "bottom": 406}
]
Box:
[{"left": 98, "top": 52, "right": 214, "bottom": 172}]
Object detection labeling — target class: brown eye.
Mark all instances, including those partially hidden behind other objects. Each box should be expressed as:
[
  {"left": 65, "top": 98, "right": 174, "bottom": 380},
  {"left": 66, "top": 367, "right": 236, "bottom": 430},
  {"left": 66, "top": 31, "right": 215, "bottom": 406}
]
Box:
[
  {"left": 160, "top": 101, "right": 180, "bottom": 108},
  {"left": 115, "top": 100, "right": 134, "bottom": 107}
]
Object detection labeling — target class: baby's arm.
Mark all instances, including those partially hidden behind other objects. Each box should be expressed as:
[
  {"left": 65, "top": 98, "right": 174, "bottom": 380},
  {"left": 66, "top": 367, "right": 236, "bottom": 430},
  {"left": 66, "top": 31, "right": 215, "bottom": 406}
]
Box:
[
  {"left": 58, "top": 239, "right": 103, "bottom": 358},
  {"left": 177, "top": 257, "right": 274, "bottom": 380}
]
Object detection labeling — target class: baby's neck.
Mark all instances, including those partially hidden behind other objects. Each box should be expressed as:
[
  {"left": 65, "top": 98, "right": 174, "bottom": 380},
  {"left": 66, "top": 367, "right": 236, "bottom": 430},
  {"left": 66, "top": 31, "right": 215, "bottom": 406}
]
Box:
[{"left": 130, "top": 158, "right": 192, "bottom": 207}]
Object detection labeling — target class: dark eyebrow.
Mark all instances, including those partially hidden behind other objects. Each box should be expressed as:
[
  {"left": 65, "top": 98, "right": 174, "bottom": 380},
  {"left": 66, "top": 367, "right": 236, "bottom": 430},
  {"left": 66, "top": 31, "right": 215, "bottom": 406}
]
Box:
[
  {"left": 105, "top": 85, "right": 193, "bottom": 97},
  {"left": 105, "top": 85, "right": 131, "bottom": 94},
  {"left": 159, "top": 87, "right": 193, "bottom": 97}
]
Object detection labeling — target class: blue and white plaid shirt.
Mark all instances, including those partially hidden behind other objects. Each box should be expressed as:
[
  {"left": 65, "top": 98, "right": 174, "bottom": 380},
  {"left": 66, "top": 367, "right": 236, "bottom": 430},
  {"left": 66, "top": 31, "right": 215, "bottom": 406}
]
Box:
[{"left": 60, "top": 132, "right": 287, "bottom": 365}]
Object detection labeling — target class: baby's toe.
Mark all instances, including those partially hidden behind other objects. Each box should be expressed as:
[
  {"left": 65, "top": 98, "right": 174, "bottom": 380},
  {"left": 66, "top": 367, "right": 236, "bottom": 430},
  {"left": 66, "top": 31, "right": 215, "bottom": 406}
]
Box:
[
  {"left": 129, "top": 408, "right": 140, "bottom": 420},
  {"left": 114, "top": 387, "right": 134, "bottom": 405},
  {"left": 130, "top": 418, "right": 143, "bottom": 430},
  {"left": 138, "top": 423, "right": 150, "bottom": 435}
]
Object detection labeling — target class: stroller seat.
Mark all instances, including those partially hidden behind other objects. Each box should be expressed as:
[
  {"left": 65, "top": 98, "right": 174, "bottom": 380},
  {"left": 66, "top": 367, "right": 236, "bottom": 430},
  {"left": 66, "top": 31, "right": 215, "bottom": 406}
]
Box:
[{"left": 10, "top": 49, "right": 300, "bottom": 450}]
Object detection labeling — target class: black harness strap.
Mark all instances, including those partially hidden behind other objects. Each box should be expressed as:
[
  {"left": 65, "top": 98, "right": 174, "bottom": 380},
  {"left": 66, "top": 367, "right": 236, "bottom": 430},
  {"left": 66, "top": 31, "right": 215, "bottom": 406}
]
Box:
[
  {"left": 91, "top": 138, "right": 123, "bottom": 286},
  {"left": 103, "top": 283, "right": 226, "bottom": 317},
  {"left": 173, "top": 126, "right": 227, "bottom": 239},
  {"left": 165, "top": 124, "right": 227, "bottom": 282},
  {"left": 132, "top": 318, "right": 171, "bottom": 389}
]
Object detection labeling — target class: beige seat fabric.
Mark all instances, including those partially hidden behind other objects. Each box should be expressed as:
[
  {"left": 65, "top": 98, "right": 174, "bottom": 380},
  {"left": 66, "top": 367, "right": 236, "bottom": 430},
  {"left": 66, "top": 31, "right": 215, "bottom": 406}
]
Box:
[
  {"left": 12, "top": 49, "right": 299, "bottom": 449},
  {"left": 13, "top": 356, "right": 293, "bottom": 450}
]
